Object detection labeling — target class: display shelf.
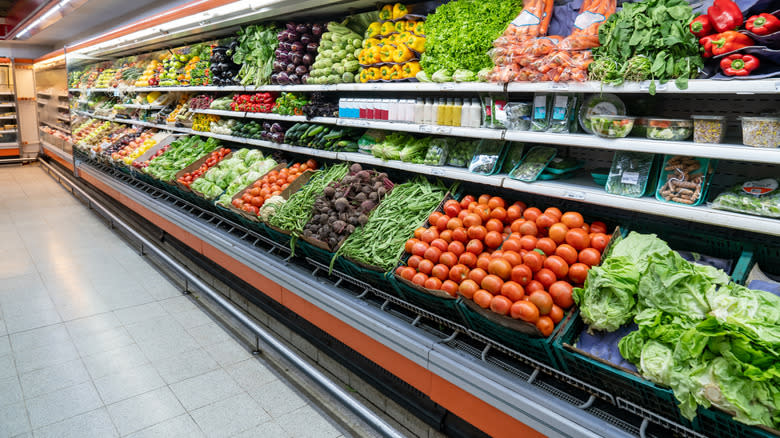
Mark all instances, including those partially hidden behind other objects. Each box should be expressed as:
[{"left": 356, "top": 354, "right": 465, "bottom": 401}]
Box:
[
  {"left": 37, "top": 91, "right": 51, "bottom": 96},
  {"left": 41, "top": 140, "right": 73, "bottom": 161},
  {"left": 190, "top": 109, "right": 246, "bottom": 117},
  {"left": 246, "top": 138, "right": 340, "bottom": 159},
  {"left": 0, "top": 129, "right": 16, "bottom": 134},
  {"left": 0, "top": 103, "right": 14, "bottom": 108},
  {"left": 244, "top": 112, "right": 307, "bottom": 122},
  {"left": 116, "top": 103, "right": 165, "bottom": 109},
  {"left": 0, "top": 90, "right": 15, "bottom": 95},
  {"left": 57, "top": 115, "right": 71, "bottom": 122},
  {"left": 37, "top": 100, "right": 48, "bottom": 105},
  {"left": 57, "top": 105, "right": 69, "bottom": 110},
  {"left": 502, "top": 176, "right": 780, "bottom": 237},
  {"left": 503, "top": 131, "right": 780, "bottom": 165},
  {"left": 75, "top": 162, "right": 639, "bottom": 438},
  {"left": 63, "top": 79, "right": 780, "bottom": 94},
  {"left": 41, "top": 121, "right": 70, "bottom": 134},
  {"left": 0, "top": 142, "right": 18, "bottom": 148},
  {"left": 0, "top": 115, "right": 17, "bottom": 119}
]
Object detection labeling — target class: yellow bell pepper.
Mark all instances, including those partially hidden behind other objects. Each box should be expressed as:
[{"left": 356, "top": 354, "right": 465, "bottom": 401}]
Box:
[
  {"left": 379, "top": 65, "right": 393, "bottom": 80},
  {"left": 386, "top": 34, "right": 398, "bottom": 45},
  {"left": 402, "top": 61, "right": 421, "bottom": 78},
  {"left": 364, "top": 38, "right": 382, "bottom": 49},
  {"left": 398, "top": 31, "right": 411, "bottom": 43},
  {"left": 368, "top": 46, "right": 382, "bottom": 64},
  {"left": 392, "top": 44, "right": 413, "bottom": 63},
  {"left": 379, "top": 45, "right": 395, "bottom": 63},
  {"left": 408, "top": 34, "right": 426, "bottom": 53},
  {"left": 392, "top": 3, "right": 408, "bottom": 20},
  {"left": 359, "top": 69, "right": 370, "bottom": 83},
  {"left": 379, "top": 4, "right": 393, "bottom": 20},
  {"left": 366, "top": 22, "right": 382, "bottom": 38},
  {"left": 405, "top": 21, "right": 417, "bottom": 32},
  {"left": 380, "top": 21, "right": 395, "bottom": 36},
  {"left": 394, "top": 21, "right": 406, "bottom": 34},
  {"left": 414, "top": 21, "right": 425, "bottom": 35},
  {"left": 390, "top": 64, "right": 402, "bottom": 80},
  {"left": 367, "top": 67, "right": 380, "bottom": 81}
]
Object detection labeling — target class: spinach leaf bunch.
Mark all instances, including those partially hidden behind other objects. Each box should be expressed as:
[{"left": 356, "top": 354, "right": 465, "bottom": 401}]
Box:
[{"left": 590, "top": 0, "right": 703, "bottom": 93}]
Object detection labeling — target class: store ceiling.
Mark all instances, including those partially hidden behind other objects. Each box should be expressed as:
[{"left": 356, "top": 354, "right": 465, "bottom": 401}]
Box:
[{"left": 1, "top": 0, "right": 191, "bottom": 48}]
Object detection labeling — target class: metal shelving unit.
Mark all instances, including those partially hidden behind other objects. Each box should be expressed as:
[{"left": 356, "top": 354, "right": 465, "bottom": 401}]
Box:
[{"left": 0, "top": 59, "right": 20, "bottom": 160}]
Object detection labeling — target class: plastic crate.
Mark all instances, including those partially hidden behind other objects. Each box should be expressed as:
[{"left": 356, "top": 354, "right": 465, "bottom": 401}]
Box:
[
  {"left": 696, "top": 407, "right": 779, "bottom": 438},
  {"left": 337, "top": 256, "right": 394, "bottom": 292},
  {"left": 458, "top": 298, "right": 568, "bottom": 367},
  {"left": 553, "top": 310, "right": 692, "bottom": 425},
  {"left": 389, "top": 274, "right": 466, "bottom": 325},
  {"left": 296, "top": 237, "right": 337, "bottom": 267}
]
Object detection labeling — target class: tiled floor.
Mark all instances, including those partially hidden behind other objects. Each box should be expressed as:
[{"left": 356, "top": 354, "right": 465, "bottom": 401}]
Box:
[{"left": 0, "top": 164, "right": 346, "bottom": 438}]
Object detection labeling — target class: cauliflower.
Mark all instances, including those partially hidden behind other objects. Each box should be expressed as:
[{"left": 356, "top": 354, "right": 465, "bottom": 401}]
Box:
[{"left": 258, "top": 196, "right": 286, "bottom": 222}]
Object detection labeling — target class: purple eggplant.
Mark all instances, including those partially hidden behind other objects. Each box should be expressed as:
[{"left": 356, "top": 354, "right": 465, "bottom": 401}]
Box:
[
  {"left": 289, "top": 73, "right": 300, "bottom": 84},
  {"left": 290, "top": 41, "right": 304, "bottom": 53},
  {"left": 296, "top": 24, "right": 308, "bottom": 34},
  {"left": 286, "top": 63, "right": 296, "bottom": 74},
  {"left": 276, "top": 52, "right": 289, "bottom": 63},
  {"left": 272, "top": 60, "right": 284, "bottom": 72},
  {"left": 300, "top": 34, "right": 312, "bottom": 46},
  {"left": 301, "top": 73, "right": 310, "bottom": 84},
  {"left": 302, "top": 53, "right": 313, "bottom": 65},
  {"left": 311, "top": 23, "right": 323, "bottom": 36},
  {"left": 295, "top": 65, "right": 308, "bottom": 76},
  {"left": 286, "top": 22, "right": 296, "bottom": 31},
  {"left": 277, "top": 32, "right": 286, "bottom": 42},
  {"left": 276, "top": 71, "right": 290, "bottom": 85},
  {"left": 270, "top": 122, "right": 283, "bottom": 133},
  {"left": 306, "top": 42, "right": 319, "bottom": 54},
  {"left": 274, "top": 48, "right": 284, "bottom": 58},
  {"left": 280, "top": 41, "right": 290, "bottom": 51},
  {"left": 263, "top": 122, "right": 271, "bottom": 130},
  {"left": 270, "top": 73, "right": 279, "bottom": 84},
  {"left": 290, "top": 53, "right": 302, "bottom": 66},
  {"left": 287, "top": 31, "right": 299, "bottom": 42}
]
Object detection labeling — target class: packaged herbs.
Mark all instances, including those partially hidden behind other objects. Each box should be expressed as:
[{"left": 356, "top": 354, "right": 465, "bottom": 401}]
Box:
[
  {"left": 509, "top": 146, "right": 556, "bottom": 181},
  {"left": 711, "top": 178, "right": 780, "bottom": 218},
  {"left": 531, "top": 94, "right": 551, "bottom": 132},
  {"left": 605, "top": 151, "right": 655, "bottom": 197}
]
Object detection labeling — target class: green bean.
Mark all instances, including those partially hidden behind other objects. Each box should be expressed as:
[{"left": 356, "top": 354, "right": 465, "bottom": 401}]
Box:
[
  {"left": 268, "top": 163, "right": 349, "bottom": 234},
  {"left": 335, "top": 176, "right": 450, "bottom": 271}
]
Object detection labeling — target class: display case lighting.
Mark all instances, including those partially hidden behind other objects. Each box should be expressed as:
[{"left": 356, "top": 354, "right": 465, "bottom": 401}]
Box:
[{"left": 15, "top": 0, "right": 75, "bottom": 39}]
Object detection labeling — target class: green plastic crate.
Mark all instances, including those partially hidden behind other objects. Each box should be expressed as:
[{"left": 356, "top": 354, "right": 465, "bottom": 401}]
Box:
[
  {"left": 389, "top": 273, "right": 467, "bottom": 326},
  {"left": 265, "top": 224, "right": 294, "bottom": 248},
  {"left": 553, "top": 311, "right": 693, "bottom": 426},
  {"left": 458, "top": 299, "right": 569, "bottom": 367},
  {"left": 296, "top": 237, "right": 337, "bottom": 267},
  {"left": 337, "top": 256, "right": 395, "bottom": 293},
  {"left": 696, "top": 407, "right": 778, "bottom": 438}
]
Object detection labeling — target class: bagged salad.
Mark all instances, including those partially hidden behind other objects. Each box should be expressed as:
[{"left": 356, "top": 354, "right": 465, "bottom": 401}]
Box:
[
  {"left": 711, "top": 178, "right": 780, "bottom": 218},
  {"left": 605, "top": 151, "right": 656, "bottom": 198},
  {"left": 509, "top": 146, "right": 557, "bottom": 181},
  {"left": 468, "top": 140, "right": 506, "bottom": 175}
]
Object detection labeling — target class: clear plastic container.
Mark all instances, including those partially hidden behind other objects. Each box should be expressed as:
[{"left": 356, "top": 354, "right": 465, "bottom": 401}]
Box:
[
  {"left": 605, "top": 151, "right": 656, "bottom": 198},
  {"left": 646, "top": 118, "right": 692, "bottom": 141},
  {"left": 692, "top": 115, "right": 726, "bottom": 144},
  {"left": 590, "top": 115, "right": 636, "bottom": 138},
  {"left": 505, "top": 102, "right": 532, "bottom": 131},
  {"left": 630, "top": 117, "right": 648, "bottom": 137},
  {"left": 740, "top": 116, "right": 780, "bottom": 148}
]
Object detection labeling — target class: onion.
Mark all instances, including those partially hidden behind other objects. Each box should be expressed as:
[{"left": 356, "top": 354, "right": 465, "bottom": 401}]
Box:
[
  {"left": 296, "top": 24, "right": 308, "bottom": 34},
  {"left": 295, "top": 65, "right": 308, "bottom": 76},
  {"left": 302, "top": 53, "right": 313, "bottom": 65},
  {"left": 300, "top": 34, "right": 312, "bottom": 46},
  {"left": 286, "top": 22, "right": 296, "bottom": 31},
  {"left": 306, "top": 42, "right": 319, "bottom": 54},
  {"left": 311, "top": 23, "right": 323, "bottom": 36},
  {"left": 290, "top": 41, "right": 304, "bottom": 53}
]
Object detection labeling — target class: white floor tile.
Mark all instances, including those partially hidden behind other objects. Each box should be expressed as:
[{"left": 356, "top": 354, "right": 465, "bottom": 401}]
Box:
[
  {"left": 0, "top": 401, "right": 31, "bottom": 437},
  {"left": 151, "top": 348, "right": 220, "bottom": 385},
  {"left": 169, "top": 368, "right": 243, "bottom": 411},
  {"left": 25, "top": 381, "right": 103, "bottom": 429},
  {"left": 8, "top": 324, "right": 70, "bottom": 353},
  {"left": 93, "top": 362, "right": 165, "bottom": 405},
  {"left": 113, "top": 302, "right": 168, "bottom": 326},
  {"left": 126, "top": 414, "right": 204, "bottom": 438},
  {"left": 0, "top": 375, "right": 23, "bottom": 408},
  {"left": 32, "top": 408, "right": 118, "bottom": 438},
  {"left": 82, "top": 343, "right": 149, "bottom": 380},
  {"left": 202, "top": 340, "right": 253, "bottom": 368},
  {"left": 187, "top": 322, "right": 234, "bottom": 347},
  {"left": 64, "top": 312, "right": 122, "bottom": 339},
  {"left": 19, "top": 358, "right": 90, "bottom": 400},
  {"left": 276, "top": 405, "right": 343, "bottom": 438},
  {"left": 189, "top": 392, "right": 270, "bottom": 438},
  {"left": 13, "top": 340, "right": 79, "bottom": 374},
  {"left": 224, "top": 359, "right": 279, "bottom": 393},
  {"left": 72, "top": 325, "right": 134, "bottom": 357},
  {"left": 106, "top": 386, "right": 185, "bottom": 436},
  {"left": 249, "top": 378, "right": 308, "bottom": 418}
]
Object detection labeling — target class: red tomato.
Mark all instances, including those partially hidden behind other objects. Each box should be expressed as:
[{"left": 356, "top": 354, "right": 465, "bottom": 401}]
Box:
[
  {"left": 510, "top": 300, "right": 539, "bottom": 323},
  {"left": 468, "top": 267, "right": 488, "bottom": 285},
  {"left": 561, "top": 211, "right": 584, "bottom": 228},
  {"left": 489, "top": 207, "right": 507, "bottom": 223},
  {"left": 458, "top": 279, "right": 479, "bottom": 299},
  {"left": 447, "top": 217, "right": 463, "bottom": 231},
  {"left": 506, "top": 205, "right": 524, "bottom": 222},
  {"left": 536, "top": 213, "right": 556, "bottom": 229},
  {"left": 443, "top": 200, "right": 461, "bottom": 218},
  {"left": 411, "top": 241, "right": 429, "bottom": 257},
  {"left": 501, "top": 238, "right": 522, "bottom": 253},
  {"left": 534, "top": 268, "right": 557, "bottom": 289},
  {"left": 490, "top": 295, "right": 513, "bottom": 316},
  {"left": 500, "top": 281, "right": 525, "bottom": 301},
  {"left": 466, "top": 239, "right": 484, "bottom": 255},
  {"left": 485, "top": 218, "right": 504, "bottom": 233},
  {"left": 424, "top": 246, "right": 442, "bottom": 263},
  {"left": 424, "top": 277, "right": 442, "bottom": 290},
  {"left": 488, "top": 258, "right": 513, "bottom": 281},
  {"left": 536, "top": 316, "right": 554, "bottom": 336},
  {"left": 536, "top": 237, "right": 557, "bottom": 256},
  {"left": 481, "top": 275, "right": 504, "bottom": 295},
  {"left": 549, "top": 281, "right": 574, "bottom": 309},
  {"left": 459, "top": 251, "right": 477, "bottom": 268},
  {"left": 529, "top": 290, "right": 553, "bottom": 315},
  {"left": 448, "top": 241, "right": 465, "bottom": 256},
  {"left": 484, "top": 231, "right": 504, "bottom": 249},
  {"left": 407, "top": 255, "right": 423, "bottom": 269},
  {"left": 431, "top": 264, "right": 450, "bottom": 282},
  {"left": 487, "top": 197, "right": 506, "bottom": 210},
  {"left": 435, "top": 215, "right": 450, "bottom": 232},
  {"left": 518, "top": 221, "right": 538, "bottom": 237},
  {"left": 579, "top": 248, "right": 602, "bottom": 267},
  {"left": 590, "top": 233, "right": 610, "bottom": 252},
  {"left": 429, "top": 211, "right": 443, "bottom": 226},
  {"left": 478, "top": 194, "right": 491, "bottom": 205},
  {"left": 412, "top": 272, "right": 428, "bottom": 286},
  {"left": 417, "top": 259, "right": 434, "bottom": 275},
  {"left": 439, "top": 229, "right": 453, "bottom": 243},
  {"left": 439, "top": 251, "right": 458, "bottom": 268},
  {"left": 460, "top": 195, "right": 476, "bottom": 210},
  {"left": 451, "top": 227, "right": 468, "bottom": 243},
  {"left": 590, "top": 221, "right": 608, "bottom": 234},
  {"left": 421, "top": 227, "right": 439, "bottom": 243},
  {"left": 502, "top": 250, "right": 523, "bottom": 267},
  {"left": 523, "top": 250, "right": 545, "bottom": 272},
  {"left": 523, "top": 207, "right": 542, "bottom": 222},
  {"left": 511, "top": 264, "right": 533, "bottom": 286},
  {"left": 467, "top": 226, "right": 487, "bottom": 241},
  {"left": 568, "top": 263, "right": 590, "bottom": 284},
  {"left": 519, "top": 235, "right": 538, "bottom": 252},
  {"left": 555, "top": 244, "right": 579, "bottom": 265},
  {"left": 565, "top": 228, "right": 591, "bottom": 251},
  {"left": 430, "top": 238, "right": 449, "bottom": 252},
  {"left": 441, "top": 280, "right": 459, "bottom": 297},
  {"left": 463, "top": 213, "right": 482, "bottom": 228},
  {"left": 398, "top": 266, "right": 416, "bottom": 281},
  {"left": 449, "top": 264, "right": 470, "bottom": 283},
  {"left": 548, "top": 223, "right": 569, "bottom": 244},
  {"left": 473, "top": 290, "right": 493, "bottom": 309},
  {"left": 544, "top": 255, "right": 569, "bottom": 280}
]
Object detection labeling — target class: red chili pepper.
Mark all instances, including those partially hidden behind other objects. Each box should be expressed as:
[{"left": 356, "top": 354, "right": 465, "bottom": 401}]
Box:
[
  {"left": 720, "top": 54, "right": 760, "bottom": 76},
  {"left": 708, "top": 0, "right": 744, "bottom": 32},
  {"left": 745, "top": 13, "right": 780, "bottom": 35},
  {"left": 690, "top": 15, "right": 714, "bottom": 38},
  {"left": 711, "top": 31, "right": 754, "bottom": 56}
]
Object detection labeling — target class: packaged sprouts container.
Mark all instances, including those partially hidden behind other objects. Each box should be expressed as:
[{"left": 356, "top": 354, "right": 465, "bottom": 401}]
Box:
[
  {"left": 740, "top": 116, "right": 780, "bottom": 148},
  {"left": 605, "top": 151, "right": 657, "bottom": 197},
  {"left": 469, "top": 139, "right": 506, "bottom": 175},
  {"left": 692, "top": 115, "right": 726, "bottom": 144},
  {"left": 646, "top": 118, "right": 692, "bottom": 141}
]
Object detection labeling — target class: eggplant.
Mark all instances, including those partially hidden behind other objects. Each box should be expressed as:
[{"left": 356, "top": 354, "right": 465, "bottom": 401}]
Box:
[
  {"left": 270, "top": 73, "right": 279, "bottom": 84},
  {"left": 280, "top": 41, "right": 291, "bottom": 52},
  {"left": 302, "top": 53, "right": 313, "bottom": 65},
  {"left": 286, "top": 22, "right": 296, "bottom": 31},
  {"left": 290, "top": 41, "right": 304, "bottom": 53},
  {"left": 229, "top": 40, "right": 239, "bottom": 50},
  {"left": 311, "top": 23, "right": 323, "bottom": 36},
  {"left": 270, "top": 122, "right": 283, "bottom": 133},
  {"left": 295, "top": 65, "right": 308, "bottom": 76},
  {"left": 289, "top": 73, "right": 300, "bottom": 84},
  {"left": 291, "top": 53, "right": 303, "bottom": 66},
  {"left": 277, "top": 32, "right": 286, "bottom": 42},
  {"left": 274, "top": 48, "right": 284, "bottom": 58},
  {"left": 276, "top": 52, "right": 289, "bottom": 63},
  {"left": 287, "top": 31, "right": 299, "bottom": 42},
  {"left": 301, "top": 73, "right": 310, "bottom": 84},
  {"left": 286, "top": 63, "right": 296, "bottom": 74},
  {"left": 277, "top": 72, "right": 290, "bottom": 85},
  {"left": 271, "top": 132, "right": 285, "bottom": 143},
  {"left": 296, "top": 24, "right": 308, "bottom": 34},
  {"left": 263, "top": 122, "right": 271, "bottom": 130},
  {"left": 300, "top": 34, "right": 312, "bottom": 46},
  {"left": 306, "top": 42, "right": 318, "bottom": 54},
  {"left": 272, "top": 60, "right": 284, "bottom": 72},
  {"left": 217, "top": 62, "right": 230, "bottom": 71}
]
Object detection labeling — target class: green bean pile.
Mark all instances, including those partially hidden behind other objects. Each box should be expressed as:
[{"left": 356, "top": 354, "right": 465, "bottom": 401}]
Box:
[
  {"left": 268, "top": 163, "right": 349, "bottom": 234},
  {"left": 336, "top": 176, "right": 449, "bottom": 271}
]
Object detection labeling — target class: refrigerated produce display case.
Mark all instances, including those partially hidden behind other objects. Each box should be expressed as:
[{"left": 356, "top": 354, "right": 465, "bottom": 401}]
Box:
[{"left": 20, "top": 0, "right": 780, "bottom": 437}]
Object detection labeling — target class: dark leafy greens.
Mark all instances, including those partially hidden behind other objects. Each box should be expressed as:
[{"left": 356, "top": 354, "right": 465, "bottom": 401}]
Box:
[
  {"left": 590, "top": 0, "right": 703, "bottom": 93},
  {"left": 233, "top": 24, "right": 280, "bottom": 86}
]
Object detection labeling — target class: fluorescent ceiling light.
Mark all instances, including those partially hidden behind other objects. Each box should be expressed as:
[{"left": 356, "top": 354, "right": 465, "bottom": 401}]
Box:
[{"left": 15, "top": 0, "right": 73, "bottom": 39}]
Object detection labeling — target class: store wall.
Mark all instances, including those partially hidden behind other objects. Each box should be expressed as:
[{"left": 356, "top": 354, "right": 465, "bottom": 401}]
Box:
[{"left": 0, "top": 43, "right": 50, "bottom": 59}]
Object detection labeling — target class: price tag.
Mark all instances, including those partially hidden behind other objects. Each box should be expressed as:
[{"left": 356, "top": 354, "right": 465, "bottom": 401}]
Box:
[
  {"left": 336, "top": 119, "right": 346, "bottom": 126},
  {"left": 434, "top": 126, "right": 452, "bottom": 135},
  {"left": 564, "top": 190, "right": 586, "bottom": 200},
  {"left": 430, "top": 168, "right": 445, "bottom": 176},
  {"left": 419, "top": 125, "right": 433, "bottom": 133},
  {"left": 550, "top": 83, "right": 569, "bottom": 90},
  {"left": 621, "top": 172, "right": 640, "bottom": 185},
  {"left": 441, "top": 83, "right": 455, "bottom": 90}
]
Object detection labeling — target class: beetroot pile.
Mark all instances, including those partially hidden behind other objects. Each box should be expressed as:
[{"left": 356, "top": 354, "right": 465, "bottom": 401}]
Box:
[
  {"left": 271, "top": 22, "right": 325, "bottom": 85},
  {"left": 303, "top": 163, "right": 394, "bottom": 249}
]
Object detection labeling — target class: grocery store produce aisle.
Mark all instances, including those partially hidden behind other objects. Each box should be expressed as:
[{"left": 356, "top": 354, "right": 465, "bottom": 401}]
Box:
[{"left": 0, "top": 164, "right": 347, "bottom": 437}]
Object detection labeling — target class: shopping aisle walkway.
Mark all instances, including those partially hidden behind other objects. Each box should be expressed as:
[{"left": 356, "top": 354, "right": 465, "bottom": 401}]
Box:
[{"left": 0, "top": 164, "right": 347, "bottom": 438}]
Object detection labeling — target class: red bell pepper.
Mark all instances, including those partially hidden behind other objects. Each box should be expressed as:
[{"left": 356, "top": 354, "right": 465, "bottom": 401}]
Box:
[
  {"left": 690, "top": 14, "right": 714, "bottom": 38},
  {"left": 720, "top": 54, "right": 760, "bottom": 76},
  {"left": 700, "top": 34, "right": 718, "bottom": 57},
  {"left": 708, "top": 0, "right": 744, "bottom": 32},
  {"left": 746, "top": 14, "right": 780, "bottom": 35},
  {"left": 711, "top": 31, "right": 754, "bottom": 56}
]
